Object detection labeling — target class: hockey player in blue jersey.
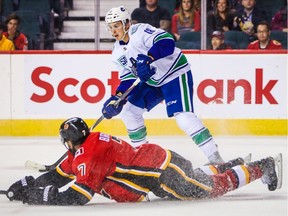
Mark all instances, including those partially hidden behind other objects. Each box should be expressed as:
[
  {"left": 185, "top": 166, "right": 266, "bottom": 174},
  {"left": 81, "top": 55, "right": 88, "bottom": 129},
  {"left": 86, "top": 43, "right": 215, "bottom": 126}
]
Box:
[{"left": 102, "top": 6, "right": 225, "bottom": 164}]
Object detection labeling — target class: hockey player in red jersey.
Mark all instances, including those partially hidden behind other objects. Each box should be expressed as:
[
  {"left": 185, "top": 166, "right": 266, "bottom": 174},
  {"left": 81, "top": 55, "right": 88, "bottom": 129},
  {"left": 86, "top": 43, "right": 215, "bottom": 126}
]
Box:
[{"left": 5, "top": 117, "right": 282, "bottom": 205}]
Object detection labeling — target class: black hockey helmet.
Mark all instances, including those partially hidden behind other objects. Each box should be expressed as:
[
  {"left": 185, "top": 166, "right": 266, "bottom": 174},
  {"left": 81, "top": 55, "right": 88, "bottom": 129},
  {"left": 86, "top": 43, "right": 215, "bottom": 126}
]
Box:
[{"left": 59, "top": 117, "right": 90, "bottom": 148}]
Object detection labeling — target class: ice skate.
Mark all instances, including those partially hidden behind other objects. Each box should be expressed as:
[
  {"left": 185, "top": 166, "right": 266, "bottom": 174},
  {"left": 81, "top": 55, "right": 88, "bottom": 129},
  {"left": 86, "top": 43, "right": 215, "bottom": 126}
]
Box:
[
  {"left": 243, "top": 153, "right": 252, "bottom": 164},
  {"left": 261, "top": 153, "right": 282, "bottom": 191}
]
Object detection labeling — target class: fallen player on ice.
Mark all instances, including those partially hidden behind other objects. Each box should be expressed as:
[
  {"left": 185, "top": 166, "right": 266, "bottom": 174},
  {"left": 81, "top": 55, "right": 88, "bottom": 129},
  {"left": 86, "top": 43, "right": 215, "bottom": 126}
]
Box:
[{"left": 2, "top": 117, "right": 282, "bottom": 205}]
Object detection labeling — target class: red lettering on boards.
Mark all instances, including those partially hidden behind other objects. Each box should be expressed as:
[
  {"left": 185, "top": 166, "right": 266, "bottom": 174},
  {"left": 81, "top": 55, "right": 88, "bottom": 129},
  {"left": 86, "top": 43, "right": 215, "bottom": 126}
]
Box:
[
  {"left": 197, "top": 68, "right": 278, "bottom": 104},
  {"left": 30, "top": 67, "right": 120, "bottom": 103},
  {"left": 30, "top": 67, "right": 278, "bottom": 105}
]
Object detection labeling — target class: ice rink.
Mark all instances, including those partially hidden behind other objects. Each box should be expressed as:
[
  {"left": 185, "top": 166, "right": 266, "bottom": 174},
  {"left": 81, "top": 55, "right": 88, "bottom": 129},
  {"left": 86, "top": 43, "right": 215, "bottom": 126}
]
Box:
[{"left": 0, "top": 135, "right": 287, "bottom": 216}]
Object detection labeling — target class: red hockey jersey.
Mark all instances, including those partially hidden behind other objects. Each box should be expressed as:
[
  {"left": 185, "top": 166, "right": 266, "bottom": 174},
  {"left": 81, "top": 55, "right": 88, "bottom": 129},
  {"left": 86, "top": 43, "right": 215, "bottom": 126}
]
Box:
[
  {"left": 247, "top": 39, "right": 283, "bottom": 50},
  {"left": 57, "top": 132, "right": 170, "bottom": 202}
]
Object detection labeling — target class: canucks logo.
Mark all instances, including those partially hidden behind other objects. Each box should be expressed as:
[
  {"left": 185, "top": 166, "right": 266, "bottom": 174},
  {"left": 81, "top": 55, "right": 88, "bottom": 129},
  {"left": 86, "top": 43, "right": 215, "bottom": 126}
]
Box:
[
  {"left": 144, "top": 28, "right": 155, "bottom": 34},
  {"left": 118, "top": 55, "right": 128, "bottom": 66}
]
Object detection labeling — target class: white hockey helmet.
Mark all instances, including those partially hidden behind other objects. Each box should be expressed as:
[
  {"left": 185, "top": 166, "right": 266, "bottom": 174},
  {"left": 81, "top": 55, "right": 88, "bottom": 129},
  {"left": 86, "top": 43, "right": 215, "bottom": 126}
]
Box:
[{"left": 105, "top": 6, "right": 131, "bottom": 26}]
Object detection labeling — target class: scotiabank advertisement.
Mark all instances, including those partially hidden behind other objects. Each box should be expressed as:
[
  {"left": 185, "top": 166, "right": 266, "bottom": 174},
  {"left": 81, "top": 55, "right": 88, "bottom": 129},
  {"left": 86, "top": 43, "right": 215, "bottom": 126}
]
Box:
[
  {"left": 0, "top": 51, "right": 287, "bottom": 136},
  {"left": 188, "top": 53, "right": 287, "bottom": 118},
  {"left": 24, "top": 54, "right": 121, "bottom": 118},
  {"left": 17, "top": 52, "right": 286, "bottom": 119}
]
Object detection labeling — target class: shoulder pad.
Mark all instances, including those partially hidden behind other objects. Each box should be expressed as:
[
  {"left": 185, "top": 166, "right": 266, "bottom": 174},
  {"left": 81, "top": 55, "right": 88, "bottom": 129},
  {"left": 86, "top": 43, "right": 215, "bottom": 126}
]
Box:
[{"left": 272, "top": 40, "right": 281, "bottom": 45}]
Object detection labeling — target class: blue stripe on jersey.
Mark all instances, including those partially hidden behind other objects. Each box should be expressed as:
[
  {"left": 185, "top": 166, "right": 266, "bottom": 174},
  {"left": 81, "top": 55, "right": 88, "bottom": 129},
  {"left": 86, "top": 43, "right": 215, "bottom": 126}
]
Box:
[
  {"left": 179, "top": 72, "right": 193, "bottom": 111},
  {"left": 148, "top": 32, "right": 175, "bottom": 61},
  {"left": 162, "top": 72, "right": 194, "bottom": 117}
]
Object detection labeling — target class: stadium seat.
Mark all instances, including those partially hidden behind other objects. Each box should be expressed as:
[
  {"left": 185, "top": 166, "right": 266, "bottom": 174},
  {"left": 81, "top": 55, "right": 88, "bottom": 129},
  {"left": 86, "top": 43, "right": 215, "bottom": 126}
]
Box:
[
  {"left": 175, "top": 32, "right": 201, "bottom": 49},
  {"left": 270, "top": 31, "right": 288, "bottom": 49},
  {"left": 18, "top": 0, "right": 55, "bottom": 49},
  {"left": 158, "top": 0, "right": 177, "bottom": 16},
  {"left": 224, "top": 31, "right": 250, "bottom": 49},
  {"left": 0, "top": 0, "right": 14, "bottom": 22},
  {"left": 13, "top": 10, "right": 45, "bottom": 50},
  {"left": 256, "top": 0, "right": 284, "bottom": 23},
  {"left": 0, "top": 0, "right": 14, "bottom": 16}
]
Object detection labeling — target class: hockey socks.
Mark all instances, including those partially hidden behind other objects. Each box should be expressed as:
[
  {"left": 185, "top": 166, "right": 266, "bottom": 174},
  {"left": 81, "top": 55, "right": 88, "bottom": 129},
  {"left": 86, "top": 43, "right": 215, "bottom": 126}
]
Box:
[
  {"left": 127, "top": 125, "right": 147, "bottom": 147},
  {"left": 210, "top": 156, "right": 281, "bottom": 198},
  {"left": 175, "top": 112, "right": 224, "bottom": 164}
]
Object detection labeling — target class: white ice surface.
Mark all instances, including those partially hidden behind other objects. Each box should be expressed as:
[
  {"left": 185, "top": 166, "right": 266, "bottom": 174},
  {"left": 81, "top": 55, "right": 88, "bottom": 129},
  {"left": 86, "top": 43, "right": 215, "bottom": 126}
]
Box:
[{"left": 0, "top": 136, "right": 287, "bottom": 216}]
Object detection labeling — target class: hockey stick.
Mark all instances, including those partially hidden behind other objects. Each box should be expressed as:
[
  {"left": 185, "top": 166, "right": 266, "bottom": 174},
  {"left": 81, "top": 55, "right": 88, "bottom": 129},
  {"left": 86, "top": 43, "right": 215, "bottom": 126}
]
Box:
[
  {"left": 25, "top": 78, "right": 141, "bottom": 172},
  {"left": 25, "top": 153, "right": 68, "bottom": 172},
  {"left": 90, "top": 78, "right": 140, "bottom": 131},
  {"left": 0, "top": 190, "right": 7, "bottom": 195}
]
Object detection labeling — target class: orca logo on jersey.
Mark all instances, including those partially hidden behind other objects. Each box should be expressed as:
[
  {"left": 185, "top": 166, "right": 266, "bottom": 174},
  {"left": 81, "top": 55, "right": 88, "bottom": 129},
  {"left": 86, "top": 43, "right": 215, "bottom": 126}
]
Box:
[
  {"left": 144, "top": 28, "right": 155, "bottom": 34},
  {"left": 118, "top": 55, "right": 128, "bottom": 67},
  {"left": 131, "top": 25, "right": 140, "bottom": 35}
]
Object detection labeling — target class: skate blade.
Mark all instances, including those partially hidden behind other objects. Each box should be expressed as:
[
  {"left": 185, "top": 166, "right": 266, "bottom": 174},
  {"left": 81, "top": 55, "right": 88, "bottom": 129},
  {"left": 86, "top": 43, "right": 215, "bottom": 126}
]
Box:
[
  {"left": 274, "top": 153, "right": 283, "bottom": 190},
  {"left": 243, "top": 153, "right": 252, "bottom": 164}
]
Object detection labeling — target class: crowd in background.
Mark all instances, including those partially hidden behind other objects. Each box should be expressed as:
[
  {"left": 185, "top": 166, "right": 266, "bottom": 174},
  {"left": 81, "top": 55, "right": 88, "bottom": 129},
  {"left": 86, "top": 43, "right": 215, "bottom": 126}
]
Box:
[
  {"left": 136, "top": 0, "right": 287, "bottom": 50},
  {"left": 0, "top": 0, "right": 70, "bottom": 50},
  {"left": 0, "top": 0, "right": 287, "bottom": 50}
]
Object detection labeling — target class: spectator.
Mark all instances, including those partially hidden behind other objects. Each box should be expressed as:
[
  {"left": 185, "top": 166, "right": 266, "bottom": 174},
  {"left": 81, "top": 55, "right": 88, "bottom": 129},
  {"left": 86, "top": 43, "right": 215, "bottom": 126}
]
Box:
[
  {"left": 3, "top": 13, "right": 28, "bottom": 50},
  {"left": 209, "top": 30, "right": 232, "bottom": 49},
  {"left": 141, "top": 0, "right": 181, "bottom": 13},
  {"left": 233, "top": 0, "right": 268, "bottom": 42},
  {"left": 247, "top": 21, "right": 283, "bottom": 49},
  {"left": 171, "top": 0, "right": 201, "bottom": 41},
  {"left": 0, "top": 22, "right": 15, "bottom": 51},
  {"left": 131, "top": 0, "right": 171, "bottom": 31},
  {"left": 271, "top": 0, "right": 288, "bottom": 32},
  {"left": 207, "top": 0, "right": 236, "bottom": 36},
  {"left": 208, "top": 0, "right": 242, "bottom": 13}
]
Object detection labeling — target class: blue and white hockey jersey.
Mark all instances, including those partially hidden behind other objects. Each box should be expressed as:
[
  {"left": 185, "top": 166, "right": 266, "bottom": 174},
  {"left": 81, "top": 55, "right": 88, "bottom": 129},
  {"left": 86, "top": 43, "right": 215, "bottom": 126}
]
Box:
[{"left": 111, "top": 23, "right": 191, "bottom": 88}]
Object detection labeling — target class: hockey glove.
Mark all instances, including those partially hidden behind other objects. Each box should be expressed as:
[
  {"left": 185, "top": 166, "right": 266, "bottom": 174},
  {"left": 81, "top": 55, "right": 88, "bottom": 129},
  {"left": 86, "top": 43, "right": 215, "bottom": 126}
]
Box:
[
  {"left": 136, "top": 54, "right": 156, "bottom": 82},
  {"left": 6, "top": 176, "right": 35, "bottom": 201},
  {"left": 22, "top": 185, "right": 58, "bottom": 205},
  {"left": 102, "top": 94, "right": 127, "bottom": 119}
]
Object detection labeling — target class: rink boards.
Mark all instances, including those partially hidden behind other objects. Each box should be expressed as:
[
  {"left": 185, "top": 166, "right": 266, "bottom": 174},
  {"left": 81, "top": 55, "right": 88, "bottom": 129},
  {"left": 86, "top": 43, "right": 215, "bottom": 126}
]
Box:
[{"left": 0, "top": 50, "right": 287, "bottom": 136}]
